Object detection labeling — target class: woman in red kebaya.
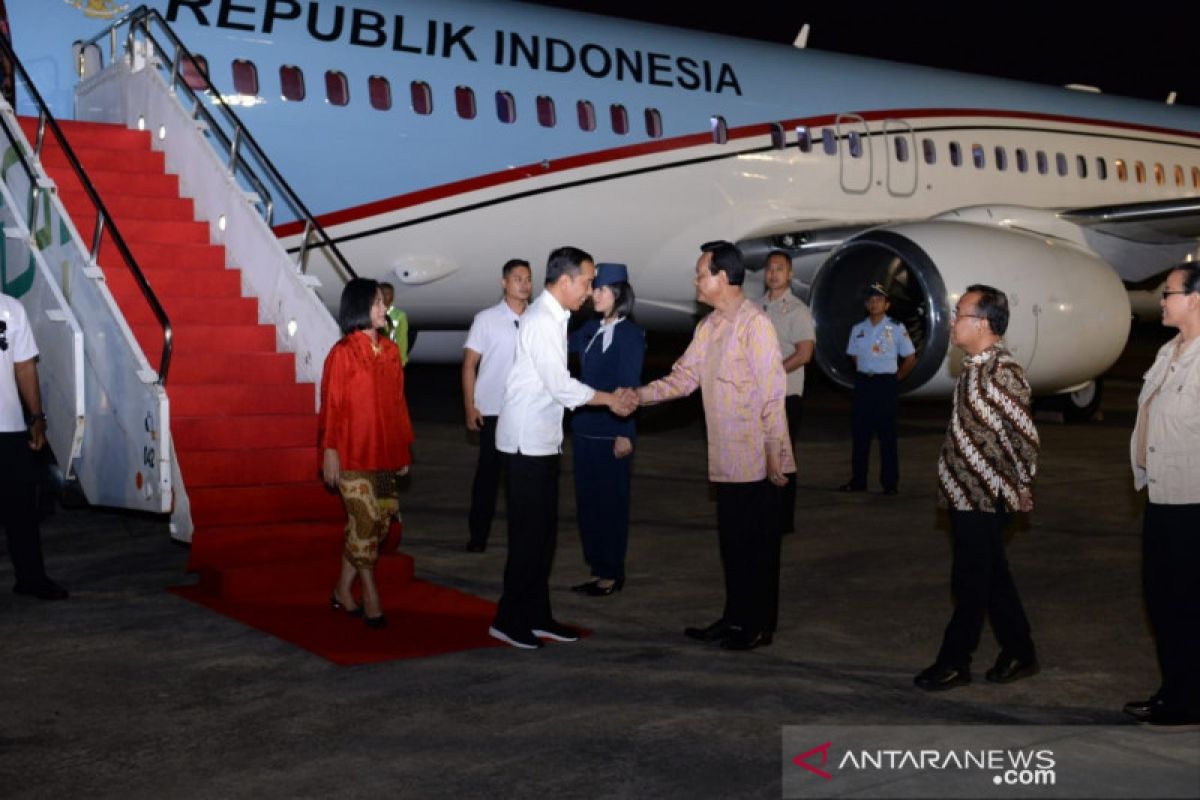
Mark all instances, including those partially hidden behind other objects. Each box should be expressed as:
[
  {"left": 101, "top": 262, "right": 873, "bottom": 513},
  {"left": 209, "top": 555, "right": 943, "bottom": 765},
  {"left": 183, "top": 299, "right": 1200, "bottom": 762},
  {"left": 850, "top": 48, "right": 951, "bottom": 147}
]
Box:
[{"left": 318, "top": 278, "right": 414, "bottom": 629}]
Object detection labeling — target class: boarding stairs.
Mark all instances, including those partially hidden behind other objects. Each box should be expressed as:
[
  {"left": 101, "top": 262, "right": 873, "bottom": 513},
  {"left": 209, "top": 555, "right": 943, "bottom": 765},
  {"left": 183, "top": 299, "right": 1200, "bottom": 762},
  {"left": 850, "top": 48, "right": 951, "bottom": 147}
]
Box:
[{"left": 1, "top": 8, "right": 417, "bottom": 609}]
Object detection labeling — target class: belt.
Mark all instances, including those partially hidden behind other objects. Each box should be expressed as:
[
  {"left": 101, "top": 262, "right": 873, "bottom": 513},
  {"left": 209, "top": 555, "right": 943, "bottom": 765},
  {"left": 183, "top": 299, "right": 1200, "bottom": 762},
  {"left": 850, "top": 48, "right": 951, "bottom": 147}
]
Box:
[{"left": 856, "top": 372, "right": 896, "bottom": 379}]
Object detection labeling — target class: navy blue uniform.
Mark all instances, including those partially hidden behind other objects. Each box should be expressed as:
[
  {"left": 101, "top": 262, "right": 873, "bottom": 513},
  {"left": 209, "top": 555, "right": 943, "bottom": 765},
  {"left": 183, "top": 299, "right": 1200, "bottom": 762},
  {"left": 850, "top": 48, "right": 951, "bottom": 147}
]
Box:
[
  {"left": 845, "top": 316, "right": 915, "bottom": 492},
  {"left": 569, "top": 318, "right": 645, "bottom": 581}
]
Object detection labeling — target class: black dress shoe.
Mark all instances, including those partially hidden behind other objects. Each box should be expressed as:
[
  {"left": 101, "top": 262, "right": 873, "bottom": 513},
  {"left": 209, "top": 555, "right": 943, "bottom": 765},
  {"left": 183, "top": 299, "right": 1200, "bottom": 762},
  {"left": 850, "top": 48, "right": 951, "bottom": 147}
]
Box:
[
  {"left": 985, "top": 654, "right": 1039, "bottom": 684},
  {"left": 364, "top": 614, "right": 387, "bottom": 629},
  {"left": 13, "top": 580, "right": 69, "bottom": 601},
  {"left": 571, "top": 579, "right": 599, "bottom": 593},
  {"left": 838, "top": 482, "right": 865, "bottom": 492},
  {"left": 329, "top": 592, "right": 363, "bottom": 617},
  {"left": 720, "top": 630, "right": 773, "bottom": 651},
  {"left": 882, "top": 488, "right": 898, "bottom": 496},
  {"left": 581, "top": 578, "right": 624, "bottom": 597},
  {"left": 684, "top": 619, "right": 736, "bottom": 642},
  {"left": 1123, "top": 696, "right": 1164, "bottom": 722},
  {"left": 914, "top": 663, "right": 971, "bottom": 691},
  {"left": 465, "top": 541, "right": 487, "bottom": 553}
]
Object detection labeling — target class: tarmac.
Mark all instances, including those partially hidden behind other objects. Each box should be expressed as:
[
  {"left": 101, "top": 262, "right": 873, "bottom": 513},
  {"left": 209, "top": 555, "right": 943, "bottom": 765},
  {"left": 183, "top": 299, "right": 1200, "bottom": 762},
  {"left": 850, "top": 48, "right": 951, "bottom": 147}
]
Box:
[{"left": 2, "top": 322, "right": 1198, "bottom": 799}]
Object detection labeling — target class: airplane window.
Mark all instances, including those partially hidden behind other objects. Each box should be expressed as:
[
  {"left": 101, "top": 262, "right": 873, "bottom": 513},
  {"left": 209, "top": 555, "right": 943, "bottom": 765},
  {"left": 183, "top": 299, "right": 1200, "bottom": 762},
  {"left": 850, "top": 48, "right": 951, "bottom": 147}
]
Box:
[
  {"left": 645, "top": 108, "right": 663, "bottom": 139},
  {"left": 1154, "top": 163, "right": 1165, "bottom": 185},
  {"left": 496, "top": 91, "right": 516, "bottom": 124},
  {"left": 368, "top": 76, "right": 391, "bottom": 111},
  {"left": 1076, "top": 155, "right": 1087, "bottom": 179},
  {"left": 1015, "top": 148, "right": 1028, "bottom": 173},
  {"left": 949, "top": 142, "right": 962, "bottom": 167},
  {"left": 1135, "top": 161, "right": 1146, "bottom": 183},
  {"left": 1192, "top": 166, "right": 1200, "bottom": 189},
  {"left": 922, "top": 138, "right": 936, "bottom": 164},
  {"left": 797, "top": 127, "right": 813, "bottom": 153},
  {"left": 181, "top": 54, "right": 209, "bottom": 91},
  {"left": 711, "top": 115, "right": 728, "bottom": 145},
  {"left": 894, "top": 136, "right": 909, "bottom": 162},
  {"left": 1055, "top": 153, "right": 1068, "bottom": 176},
  {"left": 994, "top": 146, "right": 1007, "bottom": 171},
  {"left": 232, "top": 59, "right": 258, "bottom": 96},
  {"left": 1115, "top": 159, "right": 1127, "bottom": 182},
  {"left": 971, "top": 144, "right": 985, "bottom": 169},
  {"left": 280, "top": 65, "right": 305, "bottom": 102},
  {"left": 577, "top": 100, "right": 596, "bottom": 132},
  {"left": 325, "top": 70, "right": 349, "bottom": 106},
  {"left": 1095, "top": 157, "right": 1107, "bottom": 180},
  {"left": 537, "top": 96, "right": 556, "bottom": 128},
  {"left": 822, "top": 129, "right": 837, "bottom": 155},
  {"left": 848, "top": 131, "right": 862, "bottom": 158},
  {"left": 1036, "top": 151, "right": 1048, "bottom": 175},
  {"left": 770, "top": 122, "right": 786, "bottom": 150},
  {"left": 455, "top": 86, "right": 476, "bottom": 119},
  {"left": 410, "top": 81, "right": 432, "bottom": 115},
  {"left": 610, "top": 104, "right": 629, "bottom": 135},
  {"left": 1174, "top": 165, "right": 1185, "bottom": 187}
]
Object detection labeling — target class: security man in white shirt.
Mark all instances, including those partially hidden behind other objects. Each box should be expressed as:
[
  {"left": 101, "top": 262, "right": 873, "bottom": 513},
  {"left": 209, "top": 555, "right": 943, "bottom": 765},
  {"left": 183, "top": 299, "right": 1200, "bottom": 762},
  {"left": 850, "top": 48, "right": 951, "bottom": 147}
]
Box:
[
  {"left": 1, "top": 292, "right": 67, "bottom": 600},
  {"left": 461, "top": 258, "right": 532, "bottom": 552},
  {"left": 488, "top": 247, "right": 635, "bottom": 650}
]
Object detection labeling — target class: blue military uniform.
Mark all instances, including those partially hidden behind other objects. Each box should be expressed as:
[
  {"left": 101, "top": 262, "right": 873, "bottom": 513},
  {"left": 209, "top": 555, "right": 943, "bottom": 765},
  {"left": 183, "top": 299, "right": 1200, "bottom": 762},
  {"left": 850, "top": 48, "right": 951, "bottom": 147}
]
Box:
[
  {"left": 569, "top": 264, "right": 645, "bottom": 585},
  {"left": 844, "top": 304, "right": 915, "bottom": 492}
]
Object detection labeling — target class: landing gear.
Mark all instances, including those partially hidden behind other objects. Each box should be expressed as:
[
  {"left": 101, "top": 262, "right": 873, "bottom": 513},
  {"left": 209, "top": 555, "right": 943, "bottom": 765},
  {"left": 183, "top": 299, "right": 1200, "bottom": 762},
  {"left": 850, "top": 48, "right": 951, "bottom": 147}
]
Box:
[{"left": 1036, "top": 379, "right": 1103, "bottom": 423}]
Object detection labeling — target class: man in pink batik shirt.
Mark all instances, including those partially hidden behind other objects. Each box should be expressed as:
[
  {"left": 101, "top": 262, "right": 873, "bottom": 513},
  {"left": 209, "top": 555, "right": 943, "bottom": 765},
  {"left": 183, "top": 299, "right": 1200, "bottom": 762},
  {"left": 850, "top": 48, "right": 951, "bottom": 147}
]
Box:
[{"left": 636, "top": 241, "right": 794, "bottom": 651}]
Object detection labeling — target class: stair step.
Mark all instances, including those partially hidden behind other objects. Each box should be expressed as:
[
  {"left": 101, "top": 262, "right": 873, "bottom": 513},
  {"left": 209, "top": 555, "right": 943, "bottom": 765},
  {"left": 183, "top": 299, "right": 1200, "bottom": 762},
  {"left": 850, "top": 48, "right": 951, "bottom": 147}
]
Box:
[
  {"left": 178, "top": 446, "right": 318, "bottom": 487},
  {"left": 58, "top": 189, "right": 195, "bottom": 222},
  {"left": 188, "top": 482, "right": 345, "bottom": 526},
  {"left": 121, "top": 296, "right": 260, "bottom": 326},
  {"left": 132, "top": 323, "right": 277, "bottom": 355},
  {"left": 37, "top": 144, "right": 165, "bottom": 174},
  {"left": 54, "top": 168, "right": 181, "bottom": 198},
  {"left": 107, "top": 267, "right": 242, "bottom": 299},
  {"left": 173, "top": 414, "right": 318, "bottom": 450},
  {"left": 168, "top": 382, "right": 314, "bottom": 416},
  {"left": 168, "top": 351, "right": 296, "bottom": 385},
  {"left": 19, "top": 117, "right": 152, "bottom": 150},
  {"left": 65, "top": 211, "right": 210, "bottom": 245},
  {"left": 100, "top": 239, "right": 227, "bottom": 271}
]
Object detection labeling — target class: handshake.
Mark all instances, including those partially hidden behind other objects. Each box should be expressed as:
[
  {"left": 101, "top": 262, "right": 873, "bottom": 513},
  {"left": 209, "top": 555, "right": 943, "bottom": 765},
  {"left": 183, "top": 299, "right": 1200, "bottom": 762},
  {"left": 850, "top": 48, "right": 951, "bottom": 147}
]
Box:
[{"left": 605, "top": 387, "right": 640, "bottom": 417}]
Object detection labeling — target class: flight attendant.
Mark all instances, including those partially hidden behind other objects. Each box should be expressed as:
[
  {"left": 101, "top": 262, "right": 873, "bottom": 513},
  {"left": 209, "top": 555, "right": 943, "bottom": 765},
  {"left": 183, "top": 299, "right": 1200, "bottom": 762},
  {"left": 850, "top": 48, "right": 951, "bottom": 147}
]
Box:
[{"left": 569, "top": 263, "right": 646, "bottom": 596}]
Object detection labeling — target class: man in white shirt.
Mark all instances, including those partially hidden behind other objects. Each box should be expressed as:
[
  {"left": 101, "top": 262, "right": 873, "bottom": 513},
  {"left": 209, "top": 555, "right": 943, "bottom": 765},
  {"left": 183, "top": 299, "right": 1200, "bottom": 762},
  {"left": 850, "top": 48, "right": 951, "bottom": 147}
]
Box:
[
  {"left": 1, "top": 292, "right": 67, "bottom": 600},
  {"left": 461, "top": 258, "right": 532, "bottom": 553},
  {"left": 489, "top": 246, "right": 636, "bottom": 650}
]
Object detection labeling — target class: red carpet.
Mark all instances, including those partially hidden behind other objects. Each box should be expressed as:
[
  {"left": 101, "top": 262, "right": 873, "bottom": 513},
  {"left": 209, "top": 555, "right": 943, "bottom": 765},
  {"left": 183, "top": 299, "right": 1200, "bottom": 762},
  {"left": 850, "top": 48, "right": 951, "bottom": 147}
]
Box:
[{"left": 27, "top": 117, "right": 499, "bottom": 663}]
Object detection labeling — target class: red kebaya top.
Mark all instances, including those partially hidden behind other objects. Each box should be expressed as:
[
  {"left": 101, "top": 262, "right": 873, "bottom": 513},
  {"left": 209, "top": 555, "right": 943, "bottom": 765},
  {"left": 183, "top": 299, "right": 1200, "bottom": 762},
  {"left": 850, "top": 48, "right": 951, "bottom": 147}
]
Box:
[{"left": 318, "top": 331, "right": 413, "bottom": 471}]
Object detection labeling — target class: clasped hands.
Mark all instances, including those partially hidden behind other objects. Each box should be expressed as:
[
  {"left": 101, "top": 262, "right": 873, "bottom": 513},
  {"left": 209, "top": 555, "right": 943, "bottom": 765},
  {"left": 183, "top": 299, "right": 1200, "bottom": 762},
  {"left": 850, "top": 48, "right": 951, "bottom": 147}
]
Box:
[{"left": 607, "top": 386, "right": 640, "bottom": 417}]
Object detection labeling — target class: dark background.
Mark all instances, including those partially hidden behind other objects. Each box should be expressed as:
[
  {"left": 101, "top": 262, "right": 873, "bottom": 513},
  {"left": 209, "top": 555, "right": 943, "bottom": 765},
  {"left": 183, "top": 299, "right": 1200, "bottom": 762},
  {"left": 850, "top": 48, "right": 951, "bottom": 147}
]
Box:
[{"left": 525, "top": 1, "right": 1195, "bottom": 106}]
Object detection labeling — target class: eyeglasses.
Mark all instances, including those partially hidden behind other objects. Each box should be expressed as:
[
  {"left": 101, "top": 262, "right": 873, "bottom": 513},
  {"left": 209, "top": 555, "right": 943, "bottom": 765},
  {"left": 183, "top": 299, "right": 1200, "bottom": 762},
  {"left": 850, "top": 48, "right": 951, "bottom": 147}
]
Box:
[
  {"left": 1161, "top": 290, "right": 1193, "bottom": 300},
  {"left": 951, "top": 310, "right": 986, "bottom": 321}
]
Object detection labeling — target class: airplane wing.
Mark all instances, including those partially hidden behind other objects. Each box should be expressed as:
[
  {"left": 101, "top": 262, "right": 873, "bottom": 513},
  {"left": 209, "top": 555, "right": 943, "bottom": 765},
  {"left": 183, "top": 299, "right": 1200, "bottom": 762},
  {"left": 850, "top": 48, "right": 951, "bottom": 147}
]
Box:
[{"left": 1059, "top": 198, "right": 1200, "bottom": 282}]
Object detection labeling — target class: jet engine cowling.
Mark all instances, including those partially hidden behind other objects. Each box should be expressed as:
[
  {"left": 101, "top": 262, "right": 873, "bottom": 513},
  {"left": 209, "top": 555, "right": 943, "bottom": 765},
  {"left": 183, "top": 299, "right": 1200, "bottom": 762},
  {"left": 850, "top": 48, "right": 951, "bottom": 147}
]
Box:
[{"left": 809, "top": 222, "right": 1131, "bottom": 398}]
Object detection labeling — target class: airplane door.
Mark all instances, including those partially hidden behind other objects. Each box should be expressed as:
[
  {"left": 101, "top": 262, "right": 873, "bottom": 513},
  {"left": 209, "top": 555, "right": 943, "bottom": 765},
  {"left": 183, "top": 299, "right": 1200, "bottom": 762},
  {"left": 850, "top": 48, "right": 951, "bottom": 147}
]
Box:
[
  {"left": 884, "top": 119, "right": 918, "bottom": 197},
  {"left": 836, "top": 114, "right": 872, "bottom": 194}
]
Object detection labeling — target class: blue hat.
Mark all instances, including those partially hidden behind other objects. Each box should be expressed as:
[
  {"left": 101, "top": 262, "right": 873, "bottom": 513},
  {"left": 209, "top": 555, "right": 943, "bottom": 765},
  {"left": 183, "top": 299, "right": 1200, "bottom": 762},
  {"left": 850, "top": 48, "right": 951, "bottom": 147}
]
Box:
[{"left": 594, "top": 262, "right": 629, "bottom": 287}]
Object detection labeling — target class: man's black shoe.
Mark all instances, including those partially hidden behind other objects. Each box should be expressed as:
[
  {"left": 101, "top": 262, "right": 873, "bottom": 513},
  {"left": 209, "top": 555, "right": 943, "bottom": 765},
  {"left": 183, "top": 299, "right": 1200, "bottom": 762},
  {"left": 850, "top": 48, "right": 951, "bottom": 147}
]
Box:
[
  {"left": 465, "top": 541, "right": 486, "bottom": 553},
  {"left": 684, "top": 619, "right": 735, "bottom": 642},
  {"left": 985, "top": 654, "right": 1039, "bottom": 684},
  {"left": 1123, "top": 696, "right": 1164, "bottom": 722},
  {"left": 1141, "top": 705, "right": 1200, "bottom": 726},
  {"left": 532, "top": 620, "right": 580, "bottom": 642},
  {"left": 488, "top": 623, "right": 543, "bottom": 649},
  {"left": 13, "top": 580, "right": 68, "bottom": 601},
  {"left": 913, "top": 663, "right": 971, "bottom": 691},
  {"left": 882, "top": 488, "right": 898, "bottom": 496},
  {"left": 720, "top": 630, "right": 773, "bottom": 651},
  {"left": 838, "top": 482, "right": 865, "bottom": 492}
]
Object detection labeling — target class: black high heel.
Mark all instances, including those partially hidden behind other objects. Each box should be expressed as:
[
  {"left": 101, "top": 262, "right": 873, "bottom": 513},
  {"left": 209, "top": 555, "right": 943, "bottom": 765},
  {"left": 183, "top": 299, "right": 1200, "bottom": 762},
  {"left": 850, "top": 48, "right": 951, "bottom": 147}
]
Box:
[
  {"left": 364, "top": 614, "right": 387, "bottom": 629},
  {"left": 582, "top": 577, "right": 625, "bottom": 597},
  {"left": 330, "top": 593, "right": 363, "bottom": 617}
]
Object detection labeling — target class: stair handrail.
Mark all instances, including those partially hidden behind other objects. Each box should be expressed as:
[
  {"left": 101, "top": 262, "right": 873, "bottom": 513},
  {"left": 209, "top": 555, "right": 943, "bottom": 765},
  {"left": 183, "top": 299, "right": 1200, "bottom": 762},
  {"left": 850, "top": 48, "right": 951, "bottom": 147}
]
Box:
[
  {"left": 0, "top": 33, "right": 173, "bottom": 384},
  {"left": 78, "top": 5, "right": 359, "bottom": 284}
]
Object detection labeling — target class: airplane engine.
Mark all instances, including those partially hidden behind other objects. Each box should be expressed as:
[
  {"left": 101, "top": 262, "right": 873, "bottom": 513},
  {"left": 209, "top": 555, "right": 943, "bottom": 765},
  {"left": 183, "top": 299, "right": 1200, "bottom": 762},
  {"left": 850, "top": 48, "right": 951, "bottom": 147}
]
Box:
[{"left": 809, "top": 221, "right": 1132, "bottom": 399}]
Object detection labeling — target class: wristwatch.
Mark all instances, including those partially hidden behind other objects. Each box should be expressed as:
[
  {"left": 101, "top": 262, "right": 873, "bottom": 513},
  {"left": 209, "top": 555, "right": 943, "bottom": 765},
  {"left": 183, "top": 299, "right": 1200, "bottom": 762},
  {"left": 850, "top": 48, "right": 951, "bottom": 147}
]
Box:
[{"left": 29, "top": 412, "right": 47, "bottom": 424}]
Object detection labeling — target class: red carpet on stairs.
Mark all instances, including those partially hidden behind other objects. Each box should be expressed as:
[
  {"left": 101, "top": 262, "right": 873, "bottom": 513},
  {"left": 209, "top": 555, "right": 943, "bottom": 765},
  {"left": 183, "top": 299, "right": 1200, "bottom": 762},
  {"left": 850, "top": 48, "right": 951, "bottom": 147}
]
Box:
[{"left": 26, "top": 117, "right": 500, "bottom": 664}]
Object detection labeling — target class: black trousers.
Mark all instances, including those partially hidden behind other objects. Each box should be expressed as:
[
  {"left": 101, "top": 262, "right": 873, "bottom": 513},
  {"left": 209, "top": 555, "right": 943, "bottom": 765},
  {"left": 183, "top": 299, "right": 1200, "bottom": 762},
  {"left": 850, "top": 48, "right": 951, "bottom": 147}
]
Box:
[
  {"left": 573, "top": 436, "right": 631, "bottom": 581},
  {"left": 1, "top": 431, "right": 49, "bottom": 588},
  {"left": 1143, "top": 502, "right": 1200, "bottom": 714},
  {"left": 493, "top": 452, "right": 559, "bottom": 633},
  {"left": 780, "top": 394, "right": 803, "bottom": 533},
  {"left": 716, "top": 480, "right": 781, "bottom": 635},
  {"left": 936, "top": 509, "right": 1035, "bottom": 670},
  {"left": 467, "top": 416, "right": 501, "bottom": 547},
  {"left": 850, "top": 373, "right": 899, "bottom": 491}
]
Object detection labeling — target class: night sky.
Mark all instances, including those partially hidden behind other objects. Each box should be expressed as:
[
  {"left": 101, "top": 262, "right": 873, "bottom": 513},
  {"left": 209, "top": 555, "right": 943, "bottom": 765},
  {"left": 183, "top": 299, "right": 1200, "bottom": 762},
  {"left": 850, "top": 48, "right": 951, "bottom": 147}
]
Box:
[{"left": 524, "top": 1, "right": 1195, "bottom": 109}]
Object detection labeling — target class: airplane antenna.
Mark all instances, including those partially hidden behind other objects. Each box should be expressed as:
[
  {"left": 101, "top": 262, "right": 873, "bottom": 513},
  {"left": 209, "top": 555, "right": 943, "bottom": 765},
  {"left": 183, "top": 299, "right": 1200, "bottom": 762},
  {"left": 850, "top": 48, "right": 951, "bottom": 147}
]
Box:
[
  {"left": 1166, "top": 91, "right": 1177, "bottom": 105},
  {"left": 793, "top": 24, "right": 810, "bottom": 49}
]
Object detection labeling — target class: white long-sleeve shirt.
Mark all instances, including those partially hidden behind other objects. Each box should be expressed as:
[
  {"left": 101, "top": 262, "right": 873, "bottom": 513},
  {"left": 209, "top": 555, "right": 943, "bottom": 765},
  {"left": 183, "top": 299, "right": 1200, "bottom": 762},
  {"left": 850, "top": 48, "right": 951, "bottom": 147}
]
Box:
[{"left": 496, "top": 291, "right": 595, "bottom": 456}]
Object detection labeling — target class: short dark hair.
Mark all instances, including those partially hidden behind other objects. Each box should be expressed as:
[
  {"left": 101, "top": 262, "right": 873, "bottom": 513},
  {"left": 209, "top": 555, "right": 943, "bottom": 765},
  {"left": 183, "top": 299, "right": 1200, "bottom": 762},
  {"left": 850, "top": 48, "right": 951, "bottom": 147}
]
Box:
[
  {"left": 700, "top": 240, "right": 745, "bottom": 286},
  {"left": 1171, "top": 262, "right": 1200, "bottom": 294},
  {"left": 338, "top": 277, "right": 380, "bottom": 335},
  {"left": 545, "top": 246, "right": 594, "bottom": 286},
  {"left": 502, "top": 258, "right": 530, "bottom": 278},
  {"left": 765, "top": 249, "right": 792, "bottom": 269},
  {"left": 965, "top": 283, "right": 1010, "bottom": 336},
  {"left": 603, "top": 281, "right": 636, "bottom": 318}
]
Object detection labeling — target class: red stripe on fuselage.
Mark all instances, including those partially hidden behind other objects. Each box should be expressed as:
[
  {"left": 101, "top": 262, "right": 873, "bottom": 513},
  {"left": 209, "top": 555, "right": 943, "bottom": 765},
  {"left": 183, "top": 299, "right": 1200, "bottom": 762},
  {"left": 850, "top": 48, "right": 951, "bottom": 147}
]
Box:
[{"left": 274, "top": 107, "right": 1200, "bottom": 237}]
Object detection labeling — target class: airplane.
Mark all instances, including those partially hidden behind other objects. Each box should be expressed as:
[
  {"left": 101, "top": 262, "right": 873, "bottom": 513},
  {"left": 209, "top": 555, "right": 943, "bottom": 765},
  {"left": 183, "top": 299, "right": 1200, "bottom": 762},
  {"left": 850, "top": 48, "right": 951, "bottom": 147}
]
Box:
[{"left": 5, "top": 0, "right": 1200, "bottom": 421}]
